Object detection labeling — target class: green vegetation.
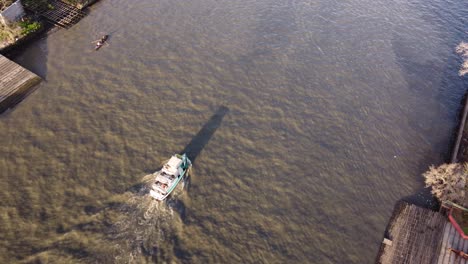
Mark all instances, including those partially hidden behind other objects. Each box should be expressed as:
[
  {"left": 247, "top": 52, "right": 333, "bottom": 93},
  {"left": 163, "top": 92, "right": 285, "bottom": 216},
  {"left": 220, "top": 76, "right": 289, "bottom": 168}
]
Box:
[
  {"left": 0, "top": 18, "right": 42, "bottom": 48},
  {"left": 464, "top": 227, "right": 468, "bottom": 235},
  {"left": 452, "top": 209, "right": 468, "bottom": 235},
  {"left": 0, "top": 0, "right": 44, "bottom": 46},
  {"left": 19, "top": 20, "right": 42, "bottom": 35}
]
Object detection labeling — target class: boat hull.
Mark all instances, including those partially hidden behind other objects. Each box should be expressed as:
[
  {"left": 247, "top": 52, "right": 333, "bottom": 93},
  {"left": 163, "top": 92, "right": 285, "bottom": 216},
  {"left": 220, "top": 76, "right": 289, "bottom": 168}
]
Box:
[{"left": 149, "top": 154, "right": 191, "bottom": 201}]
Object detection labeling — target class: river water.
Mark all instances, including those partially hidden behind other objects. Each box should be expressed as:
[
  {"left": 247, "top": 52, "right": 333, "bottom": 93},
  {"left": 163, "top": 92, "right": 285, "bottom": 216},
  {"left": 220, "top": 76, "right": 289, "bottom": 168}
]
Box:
[{"left": 1, "top": 0, "right": 467, "bottom": 263}]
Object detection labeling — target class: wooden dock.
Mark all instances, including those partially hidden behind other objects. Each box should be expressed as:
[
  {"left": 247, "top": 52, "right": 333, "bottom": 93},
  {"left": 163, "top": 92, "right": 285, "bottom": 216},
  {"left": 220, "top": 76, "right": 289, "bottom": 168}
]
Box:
[
  {"left": 376, "top": 202, "right": 447, "bottom": 264},
  {"left": 436, "top": 221, "right": 468, "bottom": 264},
  {"left": 0, "top": 55, "right": 41, "bottom": 113},
  {"left": 23, "top": 0, "right": 86, "bottom": 29}
]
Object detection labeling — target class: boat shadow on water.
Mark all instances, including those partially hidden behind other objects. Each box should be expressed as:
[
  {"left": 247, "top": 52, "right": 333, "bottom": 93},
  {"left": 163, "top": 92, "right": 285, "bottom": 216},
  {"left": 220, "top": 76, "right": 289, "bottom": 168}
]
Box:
[
  {"left": 180, "top": 105, "right": 229, "bottom": 190},
  {"left": 92, "top": 106, "right": 230, "bottom": 262},
  {"left": 121, "top": 106, "right": 229, "bottom": 228},
  {"left": 127, "top": 105, "right": 229, "bottom": 199}
]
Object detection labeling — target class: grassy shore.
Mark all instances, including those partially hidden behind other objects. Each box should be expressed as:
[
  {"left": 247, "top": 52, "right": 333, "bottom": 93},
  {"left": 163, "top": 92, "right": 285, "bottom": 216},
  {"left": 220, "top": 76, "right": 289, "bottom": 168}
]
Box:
[
  {"left": 0, "top": 0, "right": 95, "bottom": 52},
  {"left": 456, "top": 43, "right": 468, "bottom": 163},
  {"left": 0, "top": 19, "right": 42, "bottom": 50}
]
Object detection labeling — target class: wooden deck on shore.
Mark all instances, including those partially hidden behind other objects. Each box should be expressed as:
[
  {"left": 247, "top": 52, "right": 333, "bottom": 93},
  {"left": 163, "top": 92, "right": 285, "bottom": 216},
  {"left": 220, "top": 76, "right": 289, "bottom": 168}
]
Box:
[
  {"left": 436, "top": 221, "right": 468, "bottom": 264},
  {"left": 0, "top": 55, "right": 41, "bottom": 112},
  {"left": 376, "top": 202, "right": 447, "bottom": 264}
]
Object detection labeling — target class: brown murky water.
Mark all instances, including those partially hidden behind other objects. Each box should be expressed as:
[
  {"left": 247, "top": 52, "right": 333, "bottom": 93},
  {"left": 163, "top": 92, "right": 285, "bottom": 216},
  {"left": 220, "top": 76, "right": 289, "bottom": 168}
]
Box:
[{"left": 1, "top": 0, "right": 467, "bottom": 263}]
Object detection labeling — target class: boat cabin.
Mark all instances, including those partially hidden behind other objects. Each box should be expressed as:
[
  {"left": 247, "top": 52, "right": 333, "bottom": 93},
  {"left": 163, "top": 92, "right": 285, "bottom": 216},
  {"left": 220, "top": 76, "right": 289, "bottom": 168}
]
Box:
[
  {"left": 149, "top": 154, "right": 191, "bottom": 201},
  {"left": 153, "top": 156, "right": 183, "bottom": 192},
  {"left": 162, "top": 156, "right": 183, "bottom": 175}
]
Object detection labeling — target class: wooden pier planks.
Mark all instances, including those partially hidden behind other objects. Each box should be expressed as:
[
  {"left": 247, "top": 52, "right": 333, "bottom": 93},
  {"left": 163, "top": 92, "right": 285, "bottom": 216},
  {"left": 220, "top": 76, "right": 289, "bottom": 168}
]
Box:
[
  {"left": 376, "top": 202, "right": 447, "bottom": 264},
  {"left": 436, "top": 222, "right": 468, "bottom": 264},
  {"left": 0, "top": 55, "right": 41, "bottom": 112}
]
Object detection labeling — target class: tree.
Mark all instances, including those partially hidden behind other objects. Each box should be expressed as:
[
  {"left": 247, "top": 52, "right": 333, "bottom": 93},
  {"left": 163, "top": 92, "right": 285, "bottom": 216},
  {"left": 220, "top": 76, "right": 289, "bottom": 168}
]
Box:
[{"left": 423, "top": 163, "right": 467, "bottom": 206}]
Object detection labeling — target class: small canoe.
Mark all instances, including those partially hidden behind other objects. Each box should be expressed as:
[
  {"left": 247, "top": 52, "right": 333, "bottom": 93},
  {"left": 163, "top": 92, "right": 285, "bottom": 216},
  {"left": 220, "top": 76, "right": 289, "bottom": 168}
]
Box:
[{"left": 95, "top": 35, "right": 109, "bottom": 50}]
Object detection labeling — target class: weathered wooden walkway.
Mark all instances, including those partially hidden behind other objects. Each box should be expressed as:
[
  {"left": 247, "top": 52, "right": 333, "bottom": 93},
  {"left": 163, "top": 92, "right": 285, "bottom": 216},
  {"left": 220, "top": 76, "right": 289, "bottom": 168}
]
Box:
[
  {"left": 376, "top": 202, "right": 447, "bottom": 264},
  {"left": 0, "top": 55, "right": 41, "bottom": 113},
  {"left": 436, "top": 221, "right": 468, "bottom": 264},
  {"left": 24, "top": 0, "right": 86, "bottom": 29}
]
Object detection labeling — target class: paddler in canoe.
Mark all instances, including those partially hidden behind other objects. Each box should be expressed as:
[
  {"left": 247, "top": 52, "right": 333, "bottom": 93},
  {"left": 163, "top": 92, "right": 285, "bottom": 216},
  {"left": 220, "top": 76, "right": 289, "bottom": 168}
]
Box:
[{"left": 92, "top": 35, "right": 109, "bottom": 50}]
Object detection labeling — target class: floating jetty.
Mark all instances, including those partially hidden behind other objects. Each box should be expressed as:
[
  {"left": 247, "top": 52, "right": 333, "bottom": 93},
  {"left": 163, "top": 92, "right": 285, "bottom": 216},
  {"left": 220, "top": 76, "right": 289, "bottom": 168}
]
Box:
[{"left": 0, "top": 54, "right": 41, "bottom": 113}]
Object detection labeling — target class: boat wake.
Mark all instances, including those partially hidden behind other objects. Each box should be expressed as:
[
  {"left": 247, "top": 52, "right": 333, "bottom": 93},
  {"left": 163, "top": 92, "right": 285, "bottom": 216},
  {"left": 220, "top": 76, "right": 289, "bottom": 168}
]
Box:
[{"left": 108, "top": 174, "right": 188, "bottom": 263}]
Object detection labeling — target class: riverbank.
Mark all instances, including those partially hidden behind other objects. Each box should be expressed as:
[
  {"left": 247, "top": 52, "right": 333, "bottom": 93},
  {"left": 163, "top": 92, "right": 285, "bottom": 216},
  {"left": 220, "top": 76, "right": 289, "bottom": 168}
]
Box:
[
  {"left": 0, "top": 0, "right": 99, "bottom": 55},
  {"left": 0, "top": 22, "right": 48, "bottom": 56},
  {"left": 376, "top": 91, "right": 468, "bottom": 263},
  {"left": 454, "top": 93, "right": 468, "bottom": 163},
  {"left": 0, "top": 13, "right": 43, "bottom": 52}
]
